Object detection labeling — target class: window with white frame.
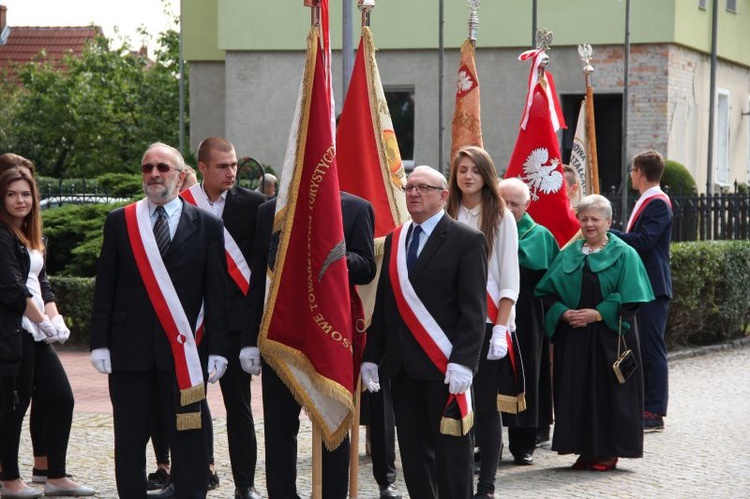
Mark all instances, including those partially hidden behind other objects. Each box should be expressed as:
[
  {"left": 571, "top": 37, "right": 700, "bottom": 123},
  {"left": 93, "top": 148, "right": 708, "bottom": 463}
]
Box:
[
  {"left": 698, "top": 0, "right": 706, "bottom": 10},
  {"left": 716, "top": 90, "right": 730, "bottom": 185},
  {"left": 726, "top": 0, "right": 737, "bottom": 13}
]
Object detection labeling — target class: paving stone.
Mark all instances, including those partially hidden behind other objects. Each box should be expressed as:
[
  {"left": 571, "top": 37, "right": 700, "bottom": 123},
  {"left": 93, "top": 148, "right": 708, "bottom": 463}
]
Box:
[{"left": 18, "top": 344, "right": 749, "bottom": 498}]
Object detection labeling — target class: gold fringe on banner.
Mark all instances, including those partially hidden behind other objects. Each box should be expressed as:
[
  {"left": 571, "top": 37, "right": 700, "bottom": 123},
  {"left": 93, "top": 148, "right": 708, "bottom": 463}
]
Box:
[
  {"left": 176, "top": 412, "right": 202, "bottom": 431},
  {"left": 497, "top": 392, "right": 527, "bottom": 414},
  {"left": 180, "top": 384, "right": 205, "bottom": 407},
  {"left": 439, "top": 412, "right": 474, "bottom": 437}
]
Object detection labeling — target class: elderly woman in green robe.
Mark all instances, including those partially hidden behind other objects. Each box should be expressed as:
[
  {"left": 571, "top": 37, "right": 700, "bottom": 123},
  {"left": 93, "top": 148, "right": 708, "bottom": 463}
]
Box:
[{"left": 535, "top": 194, "right": 654, "bottom": 471}]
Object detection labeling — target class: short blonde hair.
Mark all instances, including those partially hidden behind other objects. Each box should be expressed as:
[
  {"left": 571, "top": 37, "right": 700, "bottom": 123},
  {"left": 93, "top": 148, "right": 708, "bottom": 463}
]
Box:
[{"left": 576, "top": 194, "right": 612, "bottom": 220}]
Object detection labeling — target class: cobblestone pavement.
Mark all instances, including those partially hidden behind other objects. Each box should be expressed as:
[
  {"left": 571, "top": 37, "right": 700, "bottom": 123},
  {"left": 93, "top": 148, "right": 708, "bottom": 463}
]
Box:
[{"left": 15, "top": 342, "right": 750, "bottom": 498}]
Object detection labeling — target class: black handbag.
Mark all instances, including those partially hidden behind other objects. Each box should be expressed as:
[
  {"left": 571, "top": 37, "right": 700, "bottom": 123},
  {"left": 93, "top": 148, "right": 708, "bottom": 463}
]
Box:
[{"left": 612, "top": 316, "right": 638, "bottom": 384}]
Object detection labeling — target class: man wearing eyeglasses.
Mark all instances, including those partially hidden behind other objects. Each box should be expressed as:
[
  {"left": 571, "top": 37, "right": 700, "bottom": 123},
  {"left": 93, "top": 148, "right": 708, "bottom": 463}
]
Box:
[
  {"left": 90, "top": 142, "right": 230, "bottom": 499},
  {"left": 362, "top": 165, "right": 488, "bottom": 499}
]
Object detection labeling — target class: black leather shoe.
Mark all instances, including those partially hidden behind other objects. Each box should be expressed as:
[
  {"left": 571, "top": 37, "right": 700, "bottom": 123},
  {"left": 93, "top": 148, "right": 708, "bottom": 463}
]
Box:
[
  {"left": 513, "top": 452, "right": 534, "bottom": 465},
  {"left": 474, "top": 493, "right": 495, "bottom": 499},
  {"left": 235, "top": 486, "right": 262, "bottom": 499},
  {"left": 148, "top": 483, "right": 175, "bottom": 498},
  {"left": 207, "top": 470, "right": 220, "bottom": 490},
  {"left": 147, "top": 468, "right": 170, "bottom": 490},
  {"left": 379, "top": 482, "right": 402, "bottom": 499}
]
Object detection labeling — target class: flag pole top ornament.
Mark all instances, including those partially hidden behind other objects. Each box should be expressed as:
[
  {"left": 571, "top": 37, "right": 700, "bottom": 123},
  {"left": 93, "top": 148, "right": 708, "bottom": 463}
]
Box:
[
  {"left": 534, "top": 28, "right": 552, "bottom": 78},
  {"left": 578, "top": 44, "right": 594, "bottom": 75},
  {"left": 467, "top": 0, "right": 481, "bottom": 42},
  {"left": 304, "top": 0, "right": 321, "bottom": 26},
  {"left": 359, "top": 0, "right": 375, "bottom": 27}
]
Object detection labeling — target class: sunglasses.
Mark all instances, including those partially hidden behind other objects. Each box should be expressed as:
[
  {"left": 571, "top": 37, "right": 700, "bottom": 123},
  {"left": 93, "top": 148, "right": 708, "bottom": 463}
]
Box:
[{"left": 141, "top": 163, "right": 178, "bottom": 173}]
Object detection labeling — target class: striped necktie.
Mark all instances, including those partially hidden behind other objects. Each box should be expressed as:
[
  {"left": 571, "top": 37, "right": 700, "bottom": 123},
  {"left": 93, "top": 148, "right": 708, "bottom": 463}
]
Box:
[{"left": 153, "top": 206, "right": 171, "bottom": 256}]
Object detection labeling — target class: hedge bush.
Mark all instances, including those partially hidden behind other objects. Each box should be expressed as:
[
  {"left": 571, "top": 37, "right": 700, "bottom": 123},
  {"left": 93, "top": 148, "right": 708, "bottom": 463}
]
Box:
[
  {"left": 667, "top": 241, "right": 750, "bottom": 347},
  {"left": 49, "top": 275, "right": 95, "bottom": 347},
  {"left": 43, "top": 202, "right": 127, "bottom": 276}
]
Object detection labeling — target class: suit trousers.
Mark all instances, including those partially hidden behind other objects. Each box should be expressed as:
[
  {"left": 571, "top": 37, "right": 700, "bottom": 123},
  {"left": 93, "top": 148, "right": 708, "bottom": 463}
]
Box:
[
  {"left": 391, "top": 370, "right": 473, "bottom": 499},
  {"left": 110, "top": 370, "right": 208, "bottom": 499},
  {"left": 261, "top": 360, "right": 349, "bottom": 499},
  {"left": 639, "top": 297, "right": 670, "bottom": 415},
  {"left": 366, "top": 365, "right": 397, "bottom": 488},
  {"left": 1, "top": 336, "right": 74, "bottom": 480},
  {"left": 474, "top": 325, "right": 502, "bottom": 494},
  {"left": 218, "top": 331, "right": 258, "bottom": 488}
]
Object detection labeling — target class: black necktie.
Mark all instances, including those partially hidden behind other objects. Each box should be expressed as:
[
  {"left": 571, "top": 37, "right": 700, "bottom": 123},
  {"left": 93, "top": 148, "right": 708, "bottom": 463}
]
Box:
[
  {"left": 153, "top": 206, "right": 171, "bottom": 256},
  {"left": 407, "top": 225, "right": 422, "bottom": 273}
]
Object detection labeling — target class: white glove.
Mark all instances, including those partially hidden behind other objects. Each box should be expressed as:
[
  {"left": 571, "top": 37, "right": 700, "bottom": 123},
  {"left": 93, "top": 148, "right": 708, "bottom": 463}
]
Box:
[
  {"left": 444, "top": 362, "right": 473, "bottom": 394},
  {"left": 207, "top": 355, "right": 228, "bottom": 383},
  {"left": 49, "top": 315, "right": 71, "bottom": 344},
  {"left": 487, "top": 325, "right": 509, "bottom": 360},
  {"left": 360, "top": 362, "right": 381, "bottom": 393},
  {"left": 239, "top": 347, "right": 261, "bottom": 376},
  {"left": 90, "top": 348, "right": 112, "bottom": 374},
  {"left": 38, "top": 318, "right": 57, "bottom": 340}
]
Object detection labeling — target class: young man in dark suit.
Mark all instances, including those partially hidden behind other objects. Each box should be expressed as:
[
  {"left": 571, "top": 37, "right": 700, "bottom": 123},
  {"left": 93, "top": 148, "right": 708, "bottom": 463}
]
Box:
[
  {"left": 90, "top": 142, "right": 229, "bottom": 499},
  {"left": 187, "top": 137, "right": 266, "bottom": 499},
  {"left": 241, "top": 191, "right": 376, "bottom": 499},
  {"left": 611, "top": 149, "right": 673, "bottom": 432},
  {"left": 362, "top": 165, "right": 488, "bottom": 499}
]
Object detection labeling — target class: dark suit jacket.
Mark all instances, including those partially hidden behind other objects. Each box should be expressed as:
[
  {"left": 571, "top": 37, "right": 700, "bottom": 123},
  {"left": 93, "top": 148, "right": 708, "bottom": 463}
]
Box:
[
  {"left": 90, "top": 200, "right": 229, "bottom": 373},
  {"left": 363, "top": 213, "right": 488, "bottom": 380},
  {"left": 611, "top": 197, "right": 672, "bottom": 299},
  {"left": 215, "top": 185, "right": 266, "bottom": 332},
  {"left": 243, "top": 192, "right": 376, "bottom": 347}
]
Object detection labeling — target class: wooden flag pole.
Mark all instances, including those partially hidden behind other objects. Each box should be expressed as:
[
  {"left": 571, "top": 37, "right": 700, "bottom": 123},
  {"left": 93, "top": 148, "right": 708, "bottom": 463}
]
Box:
[
  {"left": 349, "top": 380, "right": 362, "bottom": 498},
  {"left": 312, "top": 424, "right": 323, "bottom": 499},
  {"left": 579, "top": 44, "right": 600, "bottom": 194},
  {"left": 301, "top": 4, "right": 324, "bottom": 495}
]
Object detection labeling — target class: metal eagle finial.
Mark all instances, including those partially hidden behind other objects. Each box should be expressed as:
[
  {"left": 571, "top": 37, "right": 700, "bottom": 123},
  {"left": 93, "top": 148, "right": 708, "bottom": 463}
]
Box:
[
  {"left": 578, "top": 43, "right": 594, "bottom": 75},
  {"left": 535, "top": 28, "right": 553, "bottom": 52},
  {"left": 467, "top": 0, "right": 481, "bottom": 42}
]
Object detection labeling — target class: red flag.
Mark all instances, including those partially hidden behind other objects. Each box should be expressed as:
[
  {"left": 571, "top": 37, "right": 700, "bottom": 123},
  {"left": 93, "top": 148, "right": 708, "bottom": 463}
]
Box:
[
  {"left": 259, "top": 17, "right": 353, "bottom": 450},
  {"left": 505, "top": 51, "right": 578, "bottom": 247},
  {"left": 450, "top": 39, "right": 483, "bottom": 162},
  {"left": 337, "top": 26, "right": 408, "bottom": 338},
  {"left": 338, "top": 27, "right": 407, "bottom": 241}
]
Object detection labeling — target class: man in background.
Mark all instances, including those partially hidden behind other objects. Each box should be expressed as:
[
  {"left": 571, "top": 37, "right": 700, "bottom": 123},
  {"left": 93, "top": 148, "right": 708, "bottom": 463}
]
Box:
[{"left": 610, "top": 150, "right": 672, "bottom": 432}]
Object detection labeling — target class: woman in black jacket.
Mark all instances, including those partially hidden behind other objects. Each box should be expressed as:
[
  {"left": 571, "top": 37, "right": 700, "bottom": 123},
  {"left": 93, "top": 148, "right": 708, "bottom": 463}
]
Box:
[{"left": 0, "top": 168, "right": 94, "bottom": 498}]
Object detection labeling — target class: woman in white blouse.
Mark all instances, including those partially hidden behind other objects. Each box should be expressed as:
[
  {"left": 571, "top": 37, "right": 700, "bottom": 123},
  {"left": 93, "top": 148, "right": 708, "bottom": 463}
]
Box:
[{"left": 447, "top": 146, "right": 520, "bottom": 499}]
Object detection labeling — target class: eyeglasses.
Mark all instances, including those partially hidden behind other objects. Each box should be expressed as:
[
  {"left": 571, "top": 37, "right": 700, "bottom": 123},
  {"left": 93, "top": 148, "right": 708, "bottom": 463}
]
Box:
[
  {"left": 141, "top": 163, "right": 179, "bottom": 174},
  {"left": 402, "top": 184, "right": 444, "bottom": 194}
]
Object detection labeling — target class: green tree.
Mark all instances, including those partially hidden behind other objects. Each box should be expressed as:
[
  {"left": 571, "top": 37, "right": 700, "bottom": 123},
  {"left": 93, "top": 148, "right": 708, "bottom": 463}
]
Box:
[{"left": 0, "top": 25, "right": 187, "bottom": 178}]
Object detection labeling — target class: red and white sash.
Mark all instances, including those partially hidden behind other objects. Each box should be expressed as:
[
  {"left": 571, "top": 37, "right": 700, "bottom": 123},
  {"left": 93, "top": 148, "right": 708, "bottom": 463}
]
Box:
[
  {"left": 626, "top": 188, "right": 672, "bottom": 232},
  {"left": 182, "top": 184, "right": 251, "bottom": 295},
  {"left": 486, "top": 275, "right": 501, "bottom": 324},
  {"left": 388, "top": 222, "right": 473, "bottom": 435},
  {"left": 124, "top": 200, "right": 204, "bottom": 396}
]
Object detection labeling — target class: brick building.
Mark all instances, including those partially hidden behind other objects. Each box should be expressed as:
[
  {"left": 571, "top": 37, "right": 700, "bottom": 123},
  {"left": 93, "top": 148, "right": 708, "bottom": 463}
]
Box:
[{"left": 181, "top": 0, "right": 750, "bottom": 193}]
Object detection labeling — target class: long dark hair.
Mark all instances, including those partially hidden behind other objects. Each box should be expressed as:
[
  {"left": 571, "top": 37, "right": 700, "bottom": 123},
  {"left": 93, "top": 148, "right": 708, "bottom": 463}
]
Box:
[
  {"left": 0, "top": 168, "right": 43, "bottom": 250},
  {"left": 447, "top": 146, "right": 506, "bottom": 256}
]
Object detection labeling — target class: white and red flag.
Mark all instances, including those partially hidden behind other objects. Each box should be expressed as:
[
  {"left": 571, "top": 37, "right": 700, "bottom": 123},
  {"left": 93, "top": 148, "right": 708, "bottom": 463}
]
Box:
[
  {"left": 258, "top": 1, "right": 353, "bottom": 450},
  {"left": 450, "top": 39, "right": 483, "bottom": 162},
  {"left": 504, "top": 49, "right": 578, "bottom": 247}
]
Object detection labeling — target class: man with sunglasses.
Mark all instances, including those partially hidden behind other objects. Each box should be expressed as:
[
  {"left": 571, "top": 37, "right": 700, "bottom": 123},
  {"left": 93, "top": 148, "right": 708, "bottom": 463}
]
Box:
[
  {"left": 90, "top": 142, "right": 229, "bottom": 499},
  {"left": 362, "top": 165, "right": 488, "bottom": 499}
]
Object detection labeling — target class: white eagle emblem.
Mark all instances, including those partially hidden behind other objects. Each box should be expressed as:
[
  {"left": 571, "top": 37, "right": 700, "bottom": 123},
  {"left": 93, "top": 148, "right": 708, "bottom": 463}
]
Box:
[
  {"left": 456, "top": 69, "right": 475, "bottom": 95},
  {"left": 520, "top": 147, "right": 563, "bottom": 201}
]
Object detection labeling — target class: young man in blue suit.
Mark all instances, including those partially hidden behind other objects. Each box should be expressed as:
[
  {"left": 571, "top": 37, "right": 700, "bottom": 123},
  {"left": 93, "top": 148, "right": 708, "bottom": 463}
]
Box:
[{"left": 611, "top": 150, "right": 672, "bottom": 432}]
